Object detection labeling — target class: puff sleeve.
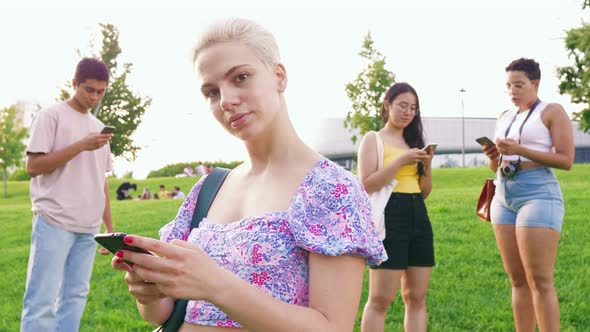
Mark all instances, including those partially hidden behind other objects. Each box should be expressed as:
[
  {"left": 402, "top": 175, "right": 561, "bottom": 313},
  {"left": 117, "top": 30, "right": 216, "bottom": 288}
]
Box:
[
  {"left": 288, "top": 159, "right": 387, "bottom": 266},
  {"left": 159, "top": 175, "right": 207, "bottom": 242}
]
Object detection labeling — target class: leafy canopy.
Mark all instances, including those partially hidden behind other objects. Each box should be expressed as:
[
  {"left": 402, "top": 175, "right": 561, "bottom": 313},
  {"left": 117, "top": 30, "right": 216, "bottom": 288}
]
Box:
[
  {"left": 344, "top": 32, "right": 395, "bottom": 144},
  {"left": 60, "top": 23, "right": 151, "bottom": 160},
  {"left": 0, "top": 105, "right": 28, "bottom": 197},
  {"left": 557, "top": 2, "right": 590, "bottom": 132}
]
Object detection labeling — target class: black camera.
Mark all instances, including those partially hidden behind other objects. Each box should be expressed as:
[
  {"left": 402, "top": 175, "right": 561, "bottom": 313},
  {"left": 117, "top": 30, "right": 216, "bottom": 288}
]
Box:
[{"left": 500, "top": 161, "right": 522, "bottom": 178}]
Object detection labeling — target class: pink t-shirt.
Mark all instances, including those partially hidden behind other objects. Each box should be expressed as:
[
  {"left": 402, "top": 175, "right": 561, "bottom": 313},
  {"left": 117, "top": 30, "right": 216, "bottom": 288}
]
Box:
[
  {"left": 27, "top": 101, "right": 112, "bottom": 233},
  {"left": 159, "top": 158, "right": 387, "bottom": 328}
]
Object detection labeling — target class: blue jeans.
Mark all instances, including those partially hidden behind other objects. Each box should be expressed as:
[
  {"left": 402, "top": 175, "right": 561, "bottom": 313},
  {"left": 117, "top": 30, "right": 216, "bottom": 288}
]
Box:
[
  {"left": 21, "top": 214, "right": 98, "bottom": 332},
  {"left": 491, "top": 167, "right": 564, "bottom": 231}
]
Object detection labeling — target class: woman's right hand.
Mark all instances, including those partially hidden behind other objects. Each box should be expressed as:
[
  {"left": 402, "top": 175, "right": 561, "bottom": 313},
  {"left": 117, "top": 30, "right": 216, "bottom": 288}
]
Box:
[
  {"left": 112, "top": 256, "right": 167, "bottom": 305},
  {"left": 400, "top": 148, "right": 429, "bottom": 166}
]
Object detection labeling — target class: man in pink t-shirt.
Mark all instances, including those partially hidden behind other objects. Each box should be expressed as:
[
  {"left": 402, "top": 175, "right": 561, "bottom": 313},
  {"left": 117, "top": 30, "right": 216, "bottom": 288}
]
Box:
[{"left": 21, "top": 58, "right": 115, "bottom": 332}]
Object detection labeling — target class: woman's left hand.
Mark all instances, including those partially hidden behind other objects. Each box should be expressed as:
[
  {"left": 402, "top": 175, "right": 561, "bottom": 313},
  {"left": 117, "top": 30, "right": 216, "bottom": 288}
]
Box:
[
  {"left": 116, "top": 235, "right": 224, "bottom": 302},
  {"left": 496, "top": 138, "right": 521, "bottom": 156}
]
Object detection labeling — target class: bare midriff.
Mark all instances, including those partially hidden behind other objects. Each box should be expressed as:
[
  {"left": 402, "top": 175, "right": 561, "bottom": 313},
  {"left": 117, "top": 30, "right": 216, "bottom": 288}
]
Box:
[{"left": 499, "top": 160, "right": 544, "bottom": 170}]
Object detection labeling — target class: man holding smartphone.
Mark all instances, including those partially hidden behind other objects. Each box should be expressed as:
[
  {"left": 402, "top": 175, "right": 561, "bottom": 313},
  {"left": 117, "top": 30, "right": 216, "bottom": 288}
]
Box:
[{"left": 21, "top": 58, "right": 114, "bottom": 332}]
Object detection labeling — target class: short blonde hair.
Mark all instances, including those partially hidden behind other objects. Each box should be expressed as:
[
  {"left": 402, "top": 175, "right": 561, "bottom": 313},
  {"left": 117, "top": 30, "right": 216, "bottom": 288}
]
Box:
[{"left": 193, "top": 18, "right": 280, "bottom": 67}]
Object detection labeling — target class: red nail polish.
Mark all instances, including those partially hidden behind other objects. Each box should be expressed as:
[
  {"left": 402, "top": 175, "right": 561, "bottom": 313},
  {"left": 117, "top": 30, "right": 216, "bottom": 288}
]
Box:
[
  {"left": 115, "top": 258, "right": 123, "bottom": 264},
  {"left": 116, "top": 250, "right": 124, "bottom": 258},
  {"left": 124, "top": 236, "right": 133, "bottom": 244}
]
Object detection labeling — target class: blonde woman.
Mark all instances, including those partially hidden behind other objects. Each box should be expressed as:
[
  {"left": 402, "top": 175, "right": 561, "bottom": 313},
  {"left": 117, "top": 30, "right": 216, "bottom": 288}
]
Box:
[{"left": 111, "top": 19, "right": 386, "bottom": 331}]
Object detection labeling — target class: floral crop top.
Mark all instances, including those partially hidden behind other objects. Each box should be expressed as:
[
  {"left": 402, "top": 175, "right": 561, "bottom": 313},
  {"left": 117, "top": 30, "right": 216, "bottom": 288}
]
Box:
[{"left": 159, "top": 158, "right": 387, "bottom": 328}]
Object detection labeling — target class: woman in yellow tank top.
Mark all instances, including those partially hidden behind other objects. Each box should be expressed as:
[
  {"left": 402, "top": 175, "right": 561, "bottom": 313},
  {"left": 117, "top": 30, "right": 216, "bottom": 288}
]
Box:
[{"left": 357, "top": 82, "right": 435, "bottom": 332}]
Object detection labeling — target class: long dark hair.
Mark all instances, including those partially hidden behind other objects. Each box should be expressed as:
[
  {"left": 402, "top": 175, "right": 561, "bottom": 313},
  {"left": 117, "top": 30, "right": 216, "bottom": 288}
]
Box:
[{"left": 381, "top": 82, "right": 426, "bottom": 174}]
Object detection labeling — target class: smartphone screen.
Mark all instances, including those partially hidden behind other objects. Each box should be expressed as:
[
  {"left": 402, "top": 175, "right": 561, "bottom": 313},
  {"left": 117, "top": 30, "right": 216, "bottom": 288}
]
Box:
[
  {"left": 476, "top": 137, "right": 494, "bottom": 146},
  {"left": 101, "top": 126, "right": 116, "bottom": 134},
  {"left": 422, "top": 143, "right": 437, "bottom": 154},
  {"left": 94, "top": 232, "right": 152, "bottom": 256}
]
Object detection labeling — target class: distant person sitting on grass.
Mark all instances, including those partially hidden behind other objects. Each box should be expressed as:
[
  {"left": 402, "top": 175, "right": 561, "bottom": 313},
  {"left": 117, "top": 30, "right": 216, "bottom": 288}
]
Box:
[
  {"left": 116, "top": 181, "right": 137, "bottom": 200},
  {"left": 110, "top": 18, "right": 385, "bottom": 331},
  {"left": 195, "top": 162, "right": 207, "bottom": 176},
  {"left": 139, "top": 188, "right": 152, "bottom": 200},
  {"left": 171, "top": 186, "right": 185, "bottom": 199},
  {"left": 184, "top": 166, "right": 195, "bottom": 177},
  {"left": 157, "top": 185, "right": 170, "bottom": 199}
]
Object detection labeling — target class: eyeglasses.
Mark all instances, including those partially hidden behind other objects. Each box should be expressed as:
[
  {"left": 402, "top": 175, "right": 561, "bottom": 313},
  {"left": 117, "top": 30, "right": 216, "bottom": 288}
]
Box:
[
  {"left": 505, "top": 80, "right": 537, "bottom": 93},
  {"left": 394, "top": 102, "right": 419, "bottom": 115},
  {"left": 505, "top": 83, "right": 527, "bottom": 92}
]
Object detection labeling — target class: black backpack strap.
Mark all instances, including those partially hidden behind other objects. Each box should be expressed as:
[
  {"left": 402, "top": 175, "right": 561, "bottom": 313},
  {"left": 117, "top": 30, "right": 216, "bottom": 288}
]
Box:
[
  {"left": 160, "top": 167, "right": 230, "bottom": 332},
  {"left": 190, "top": 167, "right": 230, "bottom": 230}
]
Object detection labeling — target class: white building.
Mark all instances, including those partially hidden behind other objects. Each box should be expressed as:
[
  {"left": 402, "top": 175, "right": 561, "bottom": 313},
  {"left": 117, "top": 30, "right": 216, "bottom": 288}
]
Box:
[
  {"left": 15, "top": 99, "right": 37, "bottom": 129},
  {"left": 310, "top": 117, "right": 590, "bottom": 170}
]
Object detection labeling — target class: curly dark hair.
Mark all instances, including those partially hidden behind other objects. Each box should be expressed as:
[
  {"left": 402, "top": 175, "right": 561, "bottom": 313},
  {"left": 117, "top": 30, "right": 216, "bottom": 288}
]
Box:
[{"left": 505, "top": 58, "right": 541, "bottom": 81}]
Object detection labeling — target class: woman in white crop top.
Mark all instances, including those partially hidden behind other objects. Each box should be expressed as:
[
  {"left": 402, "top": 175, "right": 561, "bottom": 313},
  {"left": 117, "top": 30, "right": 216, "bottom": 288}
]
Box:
[{"left": 482, "top": 58, "right": 574, "bottom": 332}]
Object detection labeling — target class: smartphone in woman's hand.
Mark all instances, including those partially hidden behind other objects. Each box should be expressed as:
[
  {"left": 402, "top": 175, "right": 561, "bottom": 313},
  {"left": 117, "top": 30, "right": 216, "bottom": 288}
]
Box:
[
  {"left": 94, "top": 232, "right": 152, "bottom": 256},
  {"left": 476, "top": 136, "right": 494, "bottom": 146},
  {"left": 422, "top": 143, "right": 438, "bottom": 154}
]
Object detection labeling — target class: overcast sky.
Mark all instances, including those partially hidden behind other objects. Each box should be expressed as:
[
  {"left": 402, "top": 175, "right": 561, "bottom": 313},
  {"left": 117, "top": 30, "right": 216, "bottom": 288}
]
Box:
[{"left": 1, "top": 0, "right": 587, "bottom": 178}]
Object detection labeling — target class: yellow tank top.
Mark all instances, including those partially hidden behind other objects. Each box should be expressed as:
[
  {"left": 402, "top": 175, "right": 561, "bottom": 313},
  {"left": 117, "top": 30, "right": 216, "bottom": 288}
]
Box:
[{"left": 383, "top": 143, "right": 421, "bottom": 193}]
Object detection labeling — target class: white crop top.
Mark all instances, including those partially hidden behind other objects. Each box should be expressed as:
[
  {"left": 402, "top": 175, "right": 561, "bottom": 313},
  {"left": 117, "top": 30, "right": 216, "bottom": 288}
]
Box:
[{"left": 494, "top": 101, "right": 553, "bottom": 162}]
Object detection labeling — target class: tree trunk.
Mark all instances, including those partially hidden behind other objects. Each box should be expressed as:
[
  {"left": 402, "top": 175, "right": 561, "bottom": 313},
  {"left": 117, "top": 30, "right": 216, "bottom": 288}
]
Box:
[{"left": 3, "top": 167, "right": 7, "bottom": 198}]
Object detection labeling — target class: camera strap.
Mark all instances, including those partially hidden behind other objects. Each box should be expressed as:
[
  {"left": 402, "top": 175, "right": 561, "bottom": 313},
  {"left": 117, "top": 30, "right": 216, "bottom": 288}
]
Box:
[{"left": 499, "top": 98, "right": 541, "bottom": 166}]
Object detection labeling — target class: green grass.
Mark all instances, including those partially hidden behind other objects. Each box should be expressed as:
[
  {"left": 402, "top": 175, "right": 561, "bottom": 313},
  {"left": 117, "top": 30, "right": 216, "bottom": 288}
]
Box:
[{"left": 1, "top": 166, "right": 589, "bottom": 331}]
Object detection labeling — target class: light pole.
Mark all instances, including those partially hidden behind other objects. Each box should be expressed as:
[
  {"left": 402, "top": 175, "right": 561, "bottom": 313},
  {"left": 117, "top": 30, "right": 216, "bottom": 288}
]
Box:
[{"left": 459, "top": 88, "right": 466, "bottom": 168}]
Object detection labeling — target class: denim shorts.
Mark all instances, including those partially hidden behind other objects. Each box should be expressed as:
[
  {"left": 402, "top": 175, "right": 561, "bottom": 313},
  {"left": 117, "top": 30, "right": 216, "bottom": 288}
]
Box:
[
  {"left": 371, "top": 192, "right": 435, "bottom": 270},
  {"left": 491, "top": 167, "right": 564, "bottom": 232}
]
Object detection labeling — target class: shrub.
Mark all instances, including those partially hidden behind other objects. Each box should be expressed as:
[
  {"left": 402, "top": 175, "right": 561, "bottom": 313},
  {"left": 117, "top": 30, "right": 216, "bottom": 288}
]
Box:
[
  {"left": 147, "top": 160, "right": 243, "bottom": 178},
  {"left": 7, "top": 168, "right": 31, "bottom": 181}
]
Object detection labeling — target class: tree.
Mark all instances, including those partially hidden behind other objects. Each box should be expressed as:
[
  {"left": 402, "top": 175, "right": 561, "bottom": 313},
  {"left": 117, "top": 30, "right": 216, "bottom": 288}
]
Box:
[
  {"left": 60, "top": 23, "right": 151, "bottom": 160},
  {"left": 344, "top": 32, "right": 395, "bottom": 144},
  {"left": 0, "top": 105, "right": 28, "bottom": 197},
  {"left": 557, "top": 4, "right": 590, "bottom": 132}
]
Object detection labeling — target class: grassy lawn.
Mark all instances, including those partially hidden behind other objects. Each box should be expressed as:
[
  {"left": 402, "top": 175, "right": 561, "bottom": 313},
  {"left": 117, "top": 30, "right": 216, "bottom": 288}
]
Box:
[{"left": 1, "top": 165, "right": 589, "bottom": 331}]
